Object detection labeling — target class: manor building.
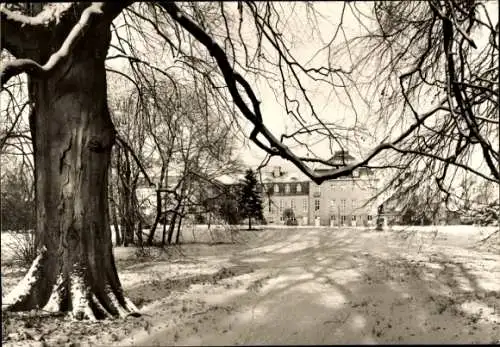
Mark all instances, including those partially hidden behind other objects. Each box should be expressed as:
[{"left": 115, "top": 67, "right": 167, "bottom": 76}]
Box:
[
  {"left": 260, "top": 166, "right": 310, "bottom": 225},
  {"left": 134, "top": 151, "right": 381, "bottom": 227},
  {"left": 260, "top": 151, "right": 380, "bottom": 226}
]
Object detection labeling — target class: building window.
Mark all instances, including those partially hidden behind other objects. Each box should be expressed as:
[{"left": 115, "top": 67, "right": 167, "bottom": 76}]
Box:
[
  {"left": 297, "top": 184, "right": 302, "bottom": 193},
  {"left": 341, "top": 215, "right": 346, "bottom": 223},
  {"left": 279, "top": 199, "right": 283, "bottom": 213},
  {"left": 352, "top": 215, "right": 356, "bottom": 221},
  {"left": 341, "top": 199, "right": 346, "bottom": 212},
  {"left": 269, "top": 200, "right": 273, "bottom": 213},
  {"left": 330, "top": 199, "right": 335, "bottom": 209},
  {"left": 303, "top": 199, "right": 308, "bottom": 213},
  {"left": 331, "top": 215, "right": 336, "bottom": 221},
  {"left": 368, "top": 215, "right": 373, "bottom": 221},
  {"left": 291, "top": 199, "right": 295, "bottom": 211},
  {"left": 285, "top": 184, "right": 290, "bottom": 193},
  {"left": 315, "top": 199, "right": 320, "bottom": 211},
  {"left": 274, "top": 184, "right": 279, "bottom": 193},
  {"left": 316, "top": 185, "right": 321, "bottom": 194}
]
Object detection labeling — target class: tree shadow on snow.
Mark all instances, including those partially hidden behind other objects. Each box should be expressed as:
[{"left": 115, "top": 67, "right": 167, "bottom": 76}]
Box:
[{"left": 134, "top": 228, "right": 500, "bottom": 345}]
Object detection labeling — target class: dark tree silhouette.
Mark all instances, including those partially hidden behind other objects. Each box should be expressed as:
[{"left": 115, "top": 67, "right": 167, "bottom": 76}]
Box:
[
  {"left": 238, "top": 169, "right": 264, "bottom": 230},
  {"left": 218, "top": 194, "right": 242, "bottom": 226},
  {"left": 283, "top": 208, "right": 297, "bottom": 226}
]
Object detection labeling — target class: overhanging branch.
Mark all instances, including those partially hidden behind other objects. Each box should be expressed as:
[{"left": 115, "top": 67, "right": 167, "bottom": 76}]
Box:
[
  {"left": 1, "top": 2, "right": 133, "bottom": 86},
  {"left": 115, "top": 135, "right": 154, "bottom": 187}
]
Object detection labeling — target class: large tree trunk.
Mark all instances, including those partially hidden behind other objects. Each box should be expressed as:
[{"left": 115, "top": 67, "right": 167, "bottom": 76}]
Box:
[{"left": 3, "top": 22, "right": 137, "bottom": 320}]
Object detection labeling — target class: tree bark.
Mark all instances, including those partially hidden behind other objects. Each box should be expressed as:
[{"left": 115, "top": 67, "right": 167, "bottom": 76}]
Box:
[
  {"left": 174, "top": 207, "right": 185, "bottom": 244},
  {"left": 167, "top": 212, "right": 178, "bottom": 245},
  {"left": 120, "top": 151, "right": 135, "bottom": 247},
  {"left": 2, "top": 21, "right": 137, "bottom": 320},
  {"left": 148, "top": 213, "right": 160, "bottom": 246},
  {"left": 113, "top": 207, "right": 122, "bottom": 246},
  {"left": 161, "top": 216, "right": 168, "bottom": 247},
  {"left": 148, "top": 188, "right": 162, "bottom": 246},
  {"left": 108, "top": 165, "right": 121, "bottom": 246},
  {"left": 136, "top": 220, "right": 143, "bottom": 247},
  {"left": 175, "top": 218, "right": 182, "bottom": 244}
]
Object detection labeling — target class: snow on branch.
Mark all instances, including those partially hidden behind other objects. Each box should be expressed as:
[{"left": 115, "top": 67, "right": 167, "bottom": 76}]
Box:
[
  {"left": 1, "top": 3, "right": 105, "bottom": 86},
  {"left": 0, "top": 3, "right": 72, "bottom": 28}
]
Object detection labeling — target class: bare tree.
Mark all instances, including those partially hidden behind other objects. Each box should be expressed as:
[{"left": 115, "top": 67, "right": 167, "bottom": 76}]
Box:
[
  {"left": 109, "top": 86, "right": 154, "bottom": 247},
  {"left": 337, "top": 1, "right": 498, "bottom": 211},
  {"left": 152, "top": 83, "right": 242, "bottom": 246},
  {"left": 1, "top": 1, "right": 497, "bottom": 320},
  {"left": 1, "top": 3, "right": 137, "bottom": 319}
]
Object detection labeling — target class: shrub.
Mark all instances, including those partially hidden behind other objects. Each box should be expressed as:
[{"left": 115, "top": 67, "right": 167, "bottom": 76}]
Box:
[
  {"left": 4, "top": 230, "right": 37, "bottom": 268},
  {"left": 194, "top": 213, "right": 205, "bottom": 224},
  {"left": 134, "top": 245, "right": 153, "bottom": 259},
  {"left": 218, "top": 199, "right": 242, "bottom": 225},
  {"left": 0, "top": 171, "right": 35, "bottom": 231},
  {"left": 283, "top": 208, "right": 297, "bottom": 225}
]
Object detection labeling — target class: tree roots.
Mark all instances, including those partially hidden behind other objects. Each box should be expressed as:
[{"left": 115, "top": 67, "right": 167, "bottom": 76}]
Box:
[{"left": 2, "top": 249, "right": 139, "bottom": 321}]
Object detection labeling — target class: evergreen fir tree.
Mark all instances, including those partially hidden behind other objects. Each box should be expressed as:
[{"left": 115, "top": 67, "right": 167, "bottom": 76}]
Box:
[{"left": 238, "top": 169, "right": 264, "bottom": 230}]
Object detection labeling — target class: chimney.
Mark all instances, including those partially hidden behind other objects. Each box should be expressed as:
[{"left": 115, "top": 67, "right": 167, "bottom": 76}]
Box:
[{"left": 272, "top": 166, "right": 282, "bottom": 178}]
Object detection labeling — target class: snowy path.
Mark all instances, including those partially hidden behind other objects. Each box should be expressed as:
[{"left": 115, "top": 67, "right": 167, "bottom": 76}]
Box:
[{"left": 117, "top": 227, "right": 500, "bottom": 345}]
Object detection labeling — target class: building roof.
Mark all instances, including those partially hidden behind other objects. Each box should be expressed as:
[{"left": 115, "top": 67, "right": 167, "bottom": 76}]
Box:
[
  {"left": 329, "top": 150, "right": 356, "bottom": 164},
  {"left": 309, "top": 151, "right": 376, "bottom": 178},
  {"left": 311, "top": 150, "right": 357, "bottom": 171},
  {"left": 214, "top": 152, "right": 375, "bottom": 186},
  {"left": 215, "top": 174, "right": 245, "bottom": 185},
  {"left": 259, "top": 167, "right": 310, "bottom": 183},
  {"left": 215, "top": 167, "right": 310, "bottom": 186}
]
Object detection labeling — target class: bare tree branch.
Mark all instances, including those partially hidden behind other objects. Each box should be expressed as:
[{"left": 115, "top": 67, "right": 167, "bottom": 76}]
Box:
[{"left": 1, "top": 2, "right": 132, "bottom": 86}]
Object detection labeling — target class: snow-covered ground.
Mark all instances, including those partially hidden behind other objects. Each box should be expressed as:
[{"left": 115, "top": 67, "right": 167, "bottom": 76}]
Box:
[{"left": 2, "top": 225, "right": 499, "bottom": 345}]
